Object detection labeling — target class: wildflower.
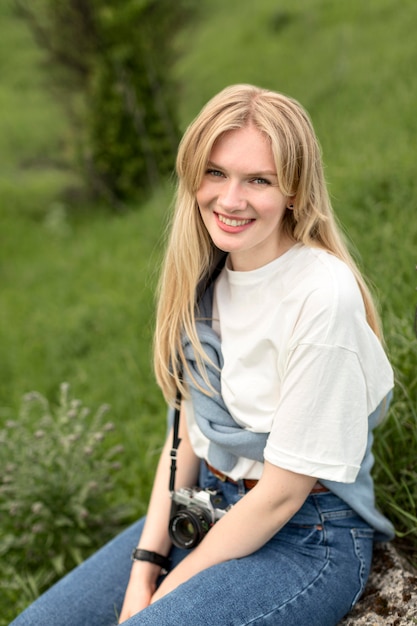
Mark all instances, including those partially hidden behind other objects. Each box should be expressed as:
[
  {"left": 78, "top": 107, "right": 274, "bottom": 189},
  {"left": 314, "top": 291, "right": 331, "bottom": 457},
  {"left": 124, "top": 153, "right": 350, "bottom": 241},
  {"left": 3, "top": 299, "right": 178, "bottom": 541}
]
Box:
[
  {"left": 31, "top": 523, "right": 45, "bottom": 535},
  {"left": 93, "top": 432, "right": 104, "bottom": 442},
  {"left": 103, "top": 422, "right": 115, "bottom": 432},
  {"left": 96, "top": 404, "right": 111, "bottom": 420},
  {"left": 31, "top": 502, "right": 44, "bottom": 515},
  {"left": 23, "top": 392, "right": 39, "bottom": 402},
  {"left": 9, "top": 503, "right": 19, "bottom": 516},
  {"left": 60, "top": 382, "right": 70, "bottom": 395},
  {"left": 23, "top": 391, "right": 49, "bottom": 411},
  {"left": 34, "top": 430, "right": 45, "bottom": 439}
]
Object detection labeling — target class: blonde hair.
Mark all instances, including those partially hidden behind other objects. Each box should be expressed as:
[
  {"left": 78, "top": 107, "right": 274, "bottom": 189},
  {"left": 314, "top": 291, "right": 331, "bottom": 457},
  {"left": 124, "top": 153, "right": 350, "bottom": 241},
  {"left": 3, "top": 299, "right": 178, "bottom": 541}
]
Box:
[{"left": 154, "top": 84, "right": 382, "bottom": 404}]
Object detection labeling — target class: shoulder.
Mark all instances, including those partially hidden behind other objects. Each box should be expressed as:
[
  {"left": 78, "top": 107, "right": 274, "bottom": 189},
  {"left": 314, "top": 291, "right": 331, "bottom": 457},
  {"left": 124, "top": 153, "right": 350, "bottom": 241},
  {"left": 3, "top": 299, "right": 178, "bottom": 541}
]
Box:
[
  {"left": 284, "top": 246, "right": 366, "bottom": 345},
  {"left": 286, "top": 246, "right": 363, "bottom": 309}
]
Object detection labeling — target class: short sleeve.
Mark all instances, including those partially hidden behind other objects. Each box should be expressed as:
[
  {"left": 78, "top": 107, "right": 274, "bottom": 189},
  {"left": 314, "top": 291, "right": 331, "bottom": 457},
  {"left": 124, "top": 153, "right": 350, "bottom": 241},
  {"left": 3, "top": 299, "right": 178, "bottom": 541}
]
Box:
[{"left": 263, "top": 342, "right": 369, "bottom": 482}]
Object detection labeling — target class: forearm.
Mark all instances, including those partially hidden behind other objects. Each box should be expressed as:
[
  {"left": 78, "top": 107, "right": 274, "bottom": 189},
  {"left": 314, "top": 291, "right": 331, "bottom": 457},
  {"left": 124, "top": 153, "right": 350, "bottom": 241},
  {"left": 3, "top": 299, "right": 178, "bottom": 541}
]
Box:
[
  {"left": 119, "top": 407, "right": 200, "bottom": 622},
  {"left": 184, "top": 476, "right": 311, "bottom": 563},
  {"left": 152, "top": 463, "right": 316, "bottom": 600},
  {"left": 137, "top": 414, "right": 200, "bottom": 556},
  {"left": 134, "top": 434, "right": 177, "bottom": 557}
]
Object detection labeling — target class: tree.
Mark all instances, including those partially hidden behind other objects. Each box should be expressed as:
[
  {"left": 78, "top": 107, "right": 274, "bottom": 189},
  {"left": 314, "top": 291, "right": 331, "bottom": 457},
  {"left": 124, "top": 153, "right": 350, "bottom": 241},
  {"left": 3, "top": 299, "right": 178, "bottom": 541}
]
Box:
[{"left": 15, "top": 0, "right": 190, "bottom": 204}]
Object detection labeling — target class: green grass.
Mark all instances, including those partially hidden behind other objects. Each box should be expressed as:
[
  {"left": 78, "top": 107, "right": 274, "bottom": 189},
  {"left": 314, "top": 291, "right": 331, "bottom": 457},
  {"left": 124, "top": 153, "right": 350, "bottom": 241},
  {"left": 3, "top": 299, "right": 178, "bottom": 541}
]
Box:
[{"left": 1, "top": 0, "right": 417, "bottom": 620}]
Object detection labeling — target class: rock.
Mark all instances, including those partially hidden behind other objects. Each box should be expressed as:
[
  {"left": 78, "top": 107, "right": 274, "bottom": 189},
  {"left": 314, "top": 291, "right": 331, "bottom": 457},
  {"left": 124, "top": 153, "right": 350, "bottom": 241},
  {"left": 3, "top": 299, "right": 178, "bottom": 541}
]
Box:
[{"left": 339, "top": 543, "right": 417, "bottom": 625}]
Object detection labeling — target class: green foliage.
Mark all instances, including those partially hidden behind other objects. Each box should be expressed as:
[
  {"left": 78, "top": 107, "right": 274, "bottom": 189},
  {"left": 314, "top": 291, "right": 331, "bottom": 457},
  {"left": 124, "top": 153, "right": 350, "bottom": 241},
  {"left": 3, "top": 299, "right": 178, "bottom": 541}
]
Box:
[
  {"left": 15, "top": 0, "right": 189, "bottom": 202},
  {"left": 0, "top": 383, "right": 131, "bottom": 622},
  {"left": 374, "top": 314, "right": 417, "bottom": 563}
]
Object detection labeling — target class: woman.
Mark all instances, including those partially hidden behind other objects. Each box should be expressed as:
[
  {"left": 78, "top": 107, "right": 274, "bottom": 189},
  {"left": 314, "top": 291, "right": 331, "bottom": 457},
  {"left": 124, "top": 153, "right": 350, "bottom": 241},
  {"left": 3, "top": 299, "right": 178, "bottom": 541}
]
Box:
[{"left": 12, "top": 84, "right": 394, "bottom": 626}]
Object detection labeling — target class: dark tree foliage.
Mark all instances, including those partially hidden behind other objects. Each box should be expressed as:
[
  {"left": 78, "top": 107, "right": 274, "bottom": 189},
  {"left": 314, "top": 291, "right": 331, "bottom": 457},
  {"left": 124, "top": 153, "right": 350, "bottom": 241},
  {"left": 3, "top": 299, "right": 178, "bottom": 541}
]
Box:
[{"left": 15, "top": 0, "right": 190, "bottom": 204}]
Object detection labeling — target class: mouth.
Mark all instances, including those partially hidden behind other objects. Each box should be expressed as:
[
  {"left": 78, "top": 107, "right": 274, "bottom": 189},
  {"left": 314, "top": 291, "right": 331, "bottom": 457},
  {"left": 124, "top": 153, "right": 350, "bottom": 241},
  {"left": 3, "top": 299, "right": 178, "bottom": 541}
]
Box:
[{"left": 217, "top": 213, "right": 253, "bottom": 227}]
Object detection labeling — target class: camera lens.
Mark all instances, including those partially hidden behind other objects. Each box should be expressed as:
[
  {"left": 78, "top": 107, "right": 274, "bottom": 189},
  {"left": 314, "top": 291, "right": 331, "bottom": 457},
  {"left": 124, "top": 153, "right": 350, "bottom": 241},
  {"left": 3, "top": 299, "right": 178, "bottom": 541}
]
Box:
[{"left": 168, "top": 506, "right": 211, "bottom": 549}]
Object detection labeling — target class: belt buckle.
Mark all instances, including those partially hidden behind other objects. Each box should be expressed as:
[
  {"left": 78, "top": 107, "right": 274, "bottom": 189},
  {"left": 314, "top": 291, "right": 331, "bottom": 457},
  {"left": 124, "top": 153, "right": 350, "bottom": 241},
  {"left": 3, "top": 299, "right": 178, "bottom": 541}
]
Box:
[
  {"left": 213, "top": 468, "right": 227, "bottom": 482},
  {"left": 206, "top": 461, "right": 228, "bottom": 482}
]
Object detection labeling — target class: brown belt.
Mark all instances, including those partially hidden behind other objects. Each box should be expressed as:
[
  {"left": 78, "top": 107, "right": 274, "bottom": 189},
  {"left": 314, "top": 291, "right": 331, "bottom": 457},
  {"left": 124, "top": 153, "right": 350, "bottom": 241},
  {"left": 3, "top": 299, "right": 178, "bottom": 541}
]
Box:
[
  {"left": 205, "top": 461, "right": 329, "bottom": 493},
  {"left": 206, "top": 462, "right": 258, "bottom": 490}
]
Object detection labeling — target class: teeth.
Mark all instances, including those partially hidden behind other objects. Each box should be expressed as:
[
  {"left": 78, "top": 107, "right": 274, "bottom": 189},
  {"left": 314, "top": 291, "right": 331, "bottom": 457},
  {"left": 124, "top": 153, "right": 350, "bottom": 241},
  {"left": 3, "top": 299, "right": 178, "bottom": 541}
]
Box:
[{"left": 218, "top": 214, "right": 252, "bottom": 227}]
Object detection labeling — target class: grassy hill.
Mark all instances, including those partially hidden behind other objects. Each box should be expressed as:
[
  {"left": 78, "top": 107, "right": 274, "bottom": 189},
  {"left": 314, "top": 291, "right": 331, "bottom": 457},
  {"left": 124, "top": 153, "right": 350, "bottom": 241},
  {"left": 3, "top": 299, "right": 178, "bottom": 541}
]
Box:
[{"left": 1, "top": 0, "right": 416, "bottom": 620}]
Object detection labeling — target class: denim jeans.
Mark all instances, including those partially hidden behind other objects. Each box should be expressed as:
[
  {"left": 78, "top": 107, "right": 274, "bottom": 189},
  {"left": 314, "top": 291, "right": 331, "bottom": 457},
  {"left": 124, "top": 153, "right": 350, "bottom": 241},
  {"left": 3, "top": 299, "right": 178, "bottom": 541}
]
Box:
[{"left": 11, "top": 464, "right": 374, "bottom": 626}]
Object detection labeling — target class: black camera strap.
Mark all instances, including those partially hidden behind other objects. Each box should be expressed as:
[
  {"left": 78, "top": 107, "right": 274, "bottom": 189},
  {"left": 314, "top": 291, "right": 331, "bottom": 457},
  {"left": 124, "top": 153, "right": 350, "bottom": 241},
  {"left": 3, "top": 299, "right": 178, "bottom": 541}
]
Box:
[{"left": 169, "top": 387, "right": 182, "bottom": 493}]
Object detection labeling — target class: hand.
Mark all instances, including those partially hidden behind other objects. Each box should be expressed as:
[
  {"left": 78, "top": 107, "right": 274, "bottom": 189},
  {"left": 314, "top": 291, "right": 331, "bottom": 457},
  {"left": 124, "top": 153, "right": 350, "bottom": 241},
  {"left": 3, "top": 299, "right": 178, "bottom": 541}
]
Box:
[{"left": 118, "top": 562, "right": 160, "bottom": 623}]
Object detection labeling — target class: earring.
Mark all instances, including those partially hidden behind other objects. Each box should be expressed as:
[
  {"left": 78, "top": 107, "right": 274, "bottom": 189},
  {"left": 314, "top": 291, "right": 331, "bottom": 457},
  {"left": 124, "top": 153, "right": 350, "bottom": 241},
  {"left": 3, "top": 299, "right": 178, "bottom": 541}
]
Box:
[{"left": 288, "top": 204, "right": 294, "bottom": 209}]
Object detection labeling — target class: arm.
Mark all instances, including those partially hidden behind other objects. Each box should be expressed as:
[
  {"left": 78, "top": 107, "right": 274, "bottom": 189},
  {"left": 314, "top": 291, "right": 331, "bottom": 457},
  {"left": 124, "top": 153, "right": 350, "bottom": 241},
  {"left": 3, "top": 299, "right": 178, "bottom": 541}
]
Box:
[
  {"left": 152, "top": 460, "right": 317, "bottom": 602},
  {"left": 119, "top": 404, "right": 200, "bottom": 622}
]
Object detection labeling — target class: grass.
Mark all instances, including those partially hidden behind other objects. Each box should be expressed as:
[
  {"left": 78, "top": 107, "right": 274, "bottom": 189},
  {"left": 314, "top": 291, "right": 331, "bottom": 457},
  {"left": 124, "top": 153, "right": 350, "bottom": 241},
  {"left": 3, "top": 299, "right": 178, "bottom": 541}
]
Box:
[{"left": 1, "top": 0, "right": 417, "bottom": 621}]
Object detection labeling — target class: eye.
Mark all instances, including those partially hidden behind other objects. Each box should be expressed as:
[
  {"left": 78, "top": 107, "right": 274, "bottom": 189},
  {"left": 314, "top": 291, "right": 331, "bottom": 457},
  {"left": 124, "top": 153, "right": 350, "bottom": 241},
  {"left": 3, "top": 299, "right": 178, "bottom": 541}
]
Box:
[
  {"left": 206, "top": 168, "right": 225, "bottom": 178},
  {"left": 251, "top": 177, "right": 271, "bottom": 185}
]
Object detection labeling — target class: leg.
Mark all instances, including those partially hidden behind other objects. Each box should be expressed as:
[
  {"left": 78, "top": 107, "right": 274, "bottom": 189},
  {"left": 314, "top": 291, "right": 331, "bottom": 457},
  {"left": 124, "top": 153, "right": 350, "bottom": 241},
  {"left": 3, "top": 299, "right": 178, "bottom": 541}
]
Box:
[
  {"left": 10, "top": 518, "right": 145, "bottom": 626},
  {"left": 120, "top": 494, "right": 374, "bottom": 626}
]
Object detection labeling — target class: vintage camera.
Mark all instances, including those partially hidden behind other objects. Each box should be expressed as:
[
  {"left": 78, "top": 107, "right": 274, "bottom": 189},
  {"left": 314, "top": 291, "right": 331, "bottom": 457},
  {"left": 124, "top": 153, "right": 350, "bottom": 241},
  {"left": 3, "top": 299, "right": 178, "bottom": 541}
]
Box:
[{"left": 168, "top": 487, "right": 231, "bottom": 549}]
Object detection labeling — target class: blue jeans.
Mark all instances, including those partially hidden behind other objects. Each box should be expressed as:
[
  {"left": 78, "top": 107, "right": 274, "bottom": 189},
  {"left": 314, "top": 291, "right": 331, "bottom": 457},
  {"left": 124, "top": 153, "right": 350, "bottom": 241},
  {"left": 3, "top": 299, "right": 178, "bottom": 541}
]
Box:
[{"left": 11, "top": 464, "right": 374, "bottom": 625}]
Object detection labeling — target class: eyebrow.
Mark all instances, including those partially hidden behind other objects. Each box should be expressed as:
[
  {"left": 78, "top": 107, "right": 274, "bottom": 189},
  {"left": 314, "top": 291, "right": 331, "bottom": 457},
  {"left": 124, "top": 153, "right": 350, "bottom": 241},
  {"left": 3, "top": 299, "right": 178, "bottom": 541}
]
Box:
[{"left": 207, "top": 161, "right": 278, "bottom": 178}]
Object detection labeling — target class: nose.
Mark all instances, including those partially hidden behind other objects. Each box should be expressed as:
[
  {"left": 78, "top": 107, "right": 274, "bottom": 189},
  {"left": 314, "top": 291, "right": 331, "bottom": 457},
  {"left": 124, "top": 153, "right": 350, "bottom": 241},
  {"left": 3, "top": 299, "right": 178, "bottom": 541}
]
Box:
[{"left": 218, "top": 180, "right": 247, "bottom": 212}]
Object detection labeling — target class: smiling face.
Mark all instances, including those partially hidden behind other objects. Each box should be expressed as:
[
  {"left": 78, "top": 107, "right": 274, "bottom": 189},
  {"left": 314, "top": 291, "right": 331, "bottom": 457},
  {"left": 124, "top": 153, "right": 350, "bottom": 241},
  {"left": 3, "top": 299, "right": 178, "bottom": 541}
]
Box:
[{"left": 196, "top": 125, "right": 294, "bottom": 271}]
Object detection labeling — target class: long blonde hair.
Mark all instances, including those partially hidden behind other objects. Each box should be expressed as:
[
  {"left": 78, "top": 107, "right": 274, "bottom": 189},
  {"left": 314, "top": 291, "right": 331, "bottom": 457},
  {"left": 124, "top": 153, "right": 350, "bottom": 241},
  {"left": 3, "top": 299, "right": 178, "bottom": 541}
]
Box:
[{"left": 154, "top": 84, "right": 382, "bottom": 405}]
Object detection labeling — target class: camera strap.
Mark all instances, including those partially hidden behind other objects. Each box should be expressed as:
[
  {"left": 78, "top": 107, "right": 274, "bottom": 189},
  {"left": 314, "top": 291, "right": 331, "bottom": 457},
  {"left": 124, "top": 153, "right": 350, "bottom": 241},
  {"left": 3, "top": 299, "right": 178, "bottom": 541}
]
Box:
[
  {"left": 169, "top": 387, "right": 182, "bottom": 493},
  {"left": 167, "top": 253, "right": 225, "bottom": 494}
]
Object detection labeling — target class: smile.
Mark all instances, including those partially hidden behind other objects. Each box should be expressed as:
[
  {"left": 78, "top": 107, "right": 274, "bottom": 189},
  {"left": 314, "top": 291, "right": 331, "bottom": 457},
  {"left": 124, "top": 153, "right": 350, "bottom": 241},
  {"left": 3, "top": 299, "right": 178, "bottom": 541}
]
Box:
[{"left": 217, "top": 214, "right": 253, "bottom": 227}]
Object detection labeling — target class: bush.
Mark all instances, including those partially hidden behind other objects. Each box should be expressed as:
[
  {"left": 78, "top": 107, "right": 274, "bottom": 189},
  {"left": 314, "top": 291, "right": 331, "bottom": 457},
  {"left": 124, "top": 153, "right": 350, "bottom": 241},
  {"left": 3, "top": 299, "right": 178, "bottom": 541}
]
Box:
[{"left": 0, "top": 383, "right": 131, "bottom": 619}]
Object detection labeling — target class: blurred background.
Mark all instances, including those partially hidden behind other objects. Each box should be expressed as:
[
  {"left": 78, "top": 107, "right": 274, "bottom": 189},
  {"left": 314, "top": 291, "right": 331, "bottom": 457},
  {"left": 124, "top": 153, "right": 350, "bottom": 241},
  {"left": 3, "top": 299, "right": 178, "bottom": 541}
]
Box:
[{"left": 1, "top": 0, "right": 416, "bottom": 620}]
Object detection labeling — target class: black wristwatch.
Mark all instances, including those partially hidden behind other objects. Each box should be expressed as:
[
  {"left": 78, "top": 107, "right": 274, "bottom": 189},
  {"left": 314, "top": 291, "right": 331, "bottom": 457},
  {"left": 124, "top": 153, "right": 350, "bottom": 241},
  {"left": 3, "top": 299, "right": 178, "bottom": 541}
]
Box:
[{"left": 131, "top": 548, "right": 171, "bottom": 574}]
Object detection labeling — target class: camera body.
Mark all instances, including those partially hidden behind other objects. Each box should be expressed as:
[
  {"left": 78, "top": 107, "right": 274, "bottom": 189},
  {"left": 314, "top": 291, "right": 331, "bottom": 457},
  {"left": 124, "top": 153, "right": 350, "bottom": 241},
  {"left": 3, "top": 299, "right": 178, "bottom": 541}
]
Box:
[{"left": 168, "top": 487, "right": 231, "bottom": 549}]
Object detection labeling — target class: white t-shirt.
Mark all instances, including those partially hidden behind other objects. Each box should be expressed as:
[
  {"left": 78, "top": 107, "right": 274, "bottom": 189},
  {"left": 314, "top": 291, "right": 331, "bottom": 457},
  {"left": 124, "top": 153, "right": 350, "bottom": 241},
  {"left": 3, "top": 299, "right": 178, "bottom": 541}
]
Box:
[{"left": 184, "top": 244, "right": 394, "bottom": 483}]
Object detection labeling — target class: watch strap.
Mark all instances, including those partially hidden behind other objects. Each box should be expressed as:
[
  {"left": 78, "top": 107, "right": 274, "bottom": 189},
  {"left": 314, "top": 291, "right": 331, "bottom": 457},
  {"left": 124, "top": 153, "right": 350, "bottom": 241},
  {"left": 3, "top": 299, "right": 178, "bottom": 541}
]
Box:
[{"left": 131, "top": 548, "right": 171, "bottom": 573}]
